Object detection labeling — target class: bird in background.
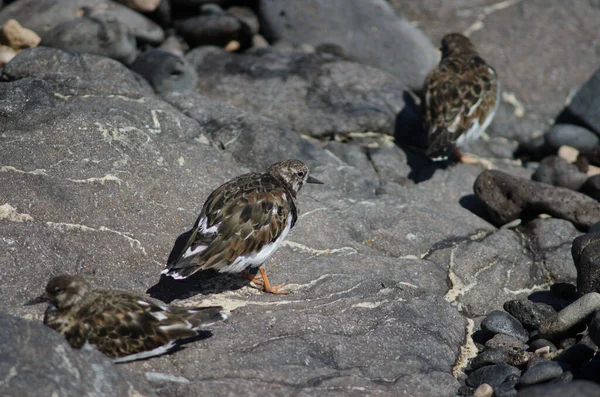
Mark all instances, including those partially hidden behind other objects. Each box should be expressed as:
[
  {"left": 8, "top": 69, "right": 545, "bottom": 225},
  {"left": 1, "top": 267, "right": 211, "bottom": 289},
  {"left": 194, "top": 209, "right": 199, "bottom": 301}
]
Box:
[
  {"left": 162, "top": 159, "right": 323, "bottom": 294},
  {"left": 25, "top": 274, "right": 227, "bottom": 363},
  {"left": 422, "top": 32, "right": 500, "bottom": 166}
]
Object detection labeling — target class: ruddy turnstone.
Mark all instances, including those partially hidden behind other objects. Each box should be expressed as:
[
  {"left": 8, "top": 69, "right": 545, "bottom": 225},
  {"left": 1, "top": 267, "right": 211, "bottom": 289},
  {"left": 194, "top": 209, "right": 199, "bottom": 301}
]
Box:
[
  {"left": 25, "top": 275, "right": 227, "bottom": 363},
  {"left": 162, "top": 159, "right": 323, "bottom": 294},
  {"left": 423, "top": 33, "right": 500, "bottom": 163}
]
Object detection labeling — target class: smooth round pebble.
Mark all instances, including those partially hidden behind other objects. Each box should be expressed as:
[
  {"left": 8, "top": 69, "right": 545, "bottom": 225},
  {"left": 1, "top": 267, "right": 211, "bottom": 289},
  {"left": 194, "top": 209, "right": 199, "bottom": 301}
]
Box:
[
  {"left": 544, "top": 124, "right": 599, "bottom": 152},
  {"left": 532, "top": 155, "right": 587, "bottom": 191},
  {"left": 528, "top": 338, "right": 557, "bottom": 353},
  {"left": 470, "top": 348, "right": 526, "bottom": 370},
  {"left": 466, "top": 364, "right": 521, "bottom": 388},
  {"left": 555, "top": 343, "right": 595, "bottom": 366},
  {"left": 130, "top": 48, "right": 197, "bottom": 93},
  {"left": 481, "top": 310, "right": 529, "bottom": 342},
  {"left": 473, "top": 383, "right": 493, "bottom": 397},
  {"left": 485, "top": 333, "right": 528, "bottom": 351},
  {"left": 581, "top": 175, "right": 600, "bottom": 201},
  {"left": 519, "top": 360, "right": 563, "bottom": 386}
]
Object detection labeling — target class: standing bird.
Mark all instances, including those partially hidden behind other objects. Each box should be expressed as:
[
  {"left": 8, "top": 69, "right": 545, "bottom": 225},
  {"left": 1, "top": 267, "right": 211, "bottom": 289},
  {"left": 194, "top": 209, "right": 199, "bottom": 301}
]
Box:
[
  {"left": 423, "top": 33, "right": 500, "bottom": 164},
  {"left": 162, "top": 159, "right": 323, "bottom": 294},
  {"left": 25, "top": 275, "right": 227, "bottom": 363}
]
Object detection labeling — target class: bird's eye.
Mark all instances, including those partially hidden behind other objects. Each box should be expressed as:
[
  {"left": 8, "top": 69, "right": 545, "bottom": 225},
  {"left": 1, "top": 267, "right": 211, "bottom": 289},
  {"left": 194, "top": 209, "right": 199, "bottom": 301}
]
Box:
[{"left": 297, "top": 171, "right": 306, "bottom": 177}]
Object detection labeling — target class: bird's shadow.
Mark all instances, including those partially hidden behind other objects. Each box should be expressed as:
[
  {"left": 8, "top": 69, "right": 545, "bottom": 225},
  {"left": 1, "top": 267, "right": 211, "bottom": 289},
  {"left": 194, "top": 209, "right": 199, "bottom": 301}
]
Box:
[
  {"left": 146, "top": 228, "right": 260, "bottom": 303},
  {"left": 394, "top": 91, "right": 451, "bottom": 183}
]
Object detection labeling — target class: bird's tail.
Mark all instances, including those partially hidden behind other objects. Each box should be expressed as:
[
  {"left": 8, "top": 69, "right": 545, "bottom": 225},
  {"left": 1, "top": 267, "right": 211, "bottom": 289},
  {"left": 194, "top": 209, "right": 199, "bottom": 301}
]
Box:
[
  {"left": 187, "top": 306, "right": 228, "bottom": 330},
  {"left": 161, "top": 254, "right": 202, "bottom": 279}
]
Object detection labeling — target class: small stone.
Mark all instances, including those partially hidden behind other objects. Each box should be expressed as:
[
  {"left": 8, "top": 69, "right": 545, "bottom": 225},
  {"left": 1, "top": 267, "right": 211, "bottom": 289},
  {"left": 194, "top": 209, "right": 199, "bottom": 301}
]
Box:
[
  {"left": 175, "top": 13, "right": 251, "bottom": 48},
  {"left": 554, "top": 343, "right": 595, "bottom": 366},
  {"left": 557, "top": 67, "right": 600, "bottom": 136},
  {"left": 473, "top": 383, "right": 493, "bottom": 397},
  {"left": 466, "top": 364, "right": 521, "bottom": 388},
  {"left": 545, "top": 124, "right": 599, "bottom": 152},
  {"left": 252, "top": 34, "right": 269, "bottom": 48},
  {"left": 159, "top": 34, "right": 188, "bottom": 56},
  {"left": 0, "top": 44, "right": 16, "bottom": 66},
  {"left": 484, "top": 333, "right": 528, "bottom": 351},
  {"left": 227, "top": 6, "right": 259, "bottom": 35},
  {"left": 531, "top": 155, "right": 587, "bottom": 191},
  {"left": 481, "top": 310, "right": 529, "bottom": 342},
  {"left": 516, "top": 380, "right": 600, "bottom": 397},
  {"left": 551, "top": 370, "right": 574, "bottom": 383},
  {"left": 528, "top": 338, "right": 557, "bottom": 353},
  {"left": 130, "top": 48, "right": 197, "bottom": 94},
  {"left": 0, "top": 19, "right": 41, "bottom": 50},
  {"left": 558, "top": 145, "right": 581, "bottom": 163},
  {"left": 470, "top": 347, "right": 528, "bottom": 370},
  {"left": 503, "top": 299, "right": 556, "bottom": 330},
  {"left": 519, "top": 360, "right": 563, "bottom": 386},
  {"left": 493, "top": 383, "right": 517, "bottom": 397},
  {"left": 572, "top": 234, "right": 600, "bottom": 296},
  {"left": 474, "top": 170, "right": 600, "bottom": 229},
  {"left": 114, "top": 0, "right": 161, "bottom": 12},
  {"left": 539, "top": 293, "right": 600, "bottom": 340},
  {"left": 580, "top": 175, "right": 600, "bottom": 201},
  {"left": 224, "top": 40, "right": 240, "bottom": 52},
  {"left": 526, "top": 354, "right": 549, "bottom": 370},
  {"left": 587, "top": 310, "right": 600, "bottom": 347},
  {"left": 579, "top": 360, "right": 600, "bottom": 382}
]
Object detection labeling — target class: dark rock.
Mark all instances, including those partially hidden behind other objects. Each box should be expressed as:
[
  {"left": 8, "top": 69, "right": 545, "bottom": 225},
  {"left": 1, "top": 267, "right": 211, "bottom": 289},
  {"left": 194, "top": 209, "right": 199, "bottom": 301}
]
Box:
[
  {"left": 550, "top": 370, "right": 574, "bottom": 384},
  {"left": 539, "top": 293, "right": 600, "bottom": 340},
  {"left": 516, "top": 380, "right": 600, "bottom": 397},
  {"left": 558, "top": 337, "right": 577, "bottom": 350},
  {"left": 554, "top": 343, "right": 596, "bottom": 366},
  {"left": 485, "top": 334, "right": 528, "bottom": 351},
  {"left": 185, "top": 46, "right": 408, "bottom": 138},
  {"left": 0, "top": 312, "right": 155, "bottom": 397},
  {"left": 544, "top": 124, "right": 599, "bottom": 152},
  {"left": 572, "top": 233, "right": 600, "bottom": 296},
  {"left": 130, "top": 49, "right": 197, "bottom": 93},
  {"left": 531, "top": 156, "right": 587, "bottom": 191},
  {"left": 145, "top": 0, "right": 172, "bottom": 28},
  {"left": 528, "top": 338, "right": 557, "bottom": 353},
  {"left": 557, "top": 67, "right": 600, "bottom": 136},
  {"left": 0, "top": 0, "right": 164, "bottom": 44},
  {"left": 481, "top": 310, "right": 529, "bottom": 343},
  {"left": 258, "top": 0, "right": 437, "bottom": 90},
  {"left": 41, "top": 15, "right": 137, "bottom": 65},
  {"left": 494, "top": 382, "right": 518, "bottom": 397},
  {"left": 550, "top": 283, "right": 578, "bottom": 300},
  {"left": 518, "top": 360, "right": 563, "bottom": 386},
  {"left": 466, "top": 364, "right": 521, "bottom": 388},
  {"left": 580, "top": 175, "right": 600, "bottom": 201},
  {"left": 228, "top": 6, "right": 260, "bottom": 35},
  {"left": 587, "top": 310, "right": 600, "bottom": 347},
  {"left": 579, "top": 147, "right": 600, "bottom": 168},
  {"left": 503, "top": 300, "right": 557, "bottom": 331},
  {"left": 175, "top": 12, "right": 251, "bottom": 48},
  {"left": 579, "top": 360, "right": 600, "bottom": 382},
  {"left": 525, "top": 355, "right": 548, "bottom": 370},
  {"left": 474, "top": 170, "right": 600, "bottom": 229},
  {"left": 470, "top": 347, "right": 528, "bottom": 370},
  {"left": 516, "top": 135, "right": 550, "bottom": 162}
]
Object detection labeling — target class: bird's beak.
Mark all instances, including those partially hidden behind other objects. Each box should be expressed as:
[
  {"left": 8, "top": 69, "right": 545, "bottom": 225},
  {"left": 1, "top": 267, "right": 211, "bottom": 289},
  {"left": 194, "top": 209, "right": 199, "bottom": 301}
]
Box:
[
  {"left": 307, "top": 176, "right": 324, "bottom": 184},
  {"left": 24, "top": 293, "right": 49, "bottom": 306}
]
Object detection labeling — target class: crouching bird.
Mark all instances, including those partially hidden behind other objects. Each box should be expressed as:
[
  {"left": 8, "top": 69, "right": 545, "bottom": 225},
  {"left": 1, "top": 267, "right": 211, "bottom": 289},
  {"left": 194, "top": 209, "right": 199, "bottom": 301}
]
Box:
[
  {"left": 162, "top": 159, "right": 323, "bottom": 294},
  {"left": 423, "top": 33, "right": 500, "bottom": 166},
  {"left": 25, "top": 275, "right": 227, "bottom": 363}
]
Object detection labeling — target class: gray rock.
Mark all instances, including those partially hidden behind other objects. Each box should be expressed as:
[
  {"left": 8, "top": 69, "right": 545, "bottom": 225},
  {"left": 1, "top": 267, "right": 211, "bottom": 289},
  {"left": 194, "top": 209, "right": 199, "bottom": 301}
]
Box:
[
  {"left": 572, "top": 233, "right": 600, "bottom": 296},
  {"left": 466, "top": 364, "right": 521, "bottom": 388},
  {"left": 519, "top": 361, "right": 563, "bottom": 386},
  {"left": 0, "top": 312, "right": 155, "bottom": 397},
  {"left": 544, "top": 124, "right": 600, "bottom": 152},
  {"left": 185, "top": 46, "right": 408, "bottom": 138},
  {"left": 550, "top": 282, "right": 578, "bottom": 300},
  {"left": 494, "top": 382, "right": 518, "bottom": 397},
  {"left": 579, "top": 360, "right": 600, "bottom": 383},
  {"left": 0, "top": 46, "right": 466, "bottom": 397},
  {"left": 474, "top": 170, "right": 600, "bottom": 229},
  {"left": 228, "top": 6, "right": 260, "bottom": 36},
  {"left": 131, "top": 49, "right": 197, "bottom": 93},
  {"left": 554, "top": 343, "right": 596, "bottom": 366},
  {"left": 516, "top": 380, "right": 600, "bottom": 397},
  {"left": 485, "top": 334, "right": 528, "bottom": 352},
  {"left": 558, "top": 67, "right": 600, "bottom": 136},
  {"left": 175, "top": 12, "right": 251, "bottom": 48},
  {"left": 258, "top": 0, "right": 437, "bottom": 90},
  {"left": 41, "top": 15, "right": 137, "bottom": 65},
  {"left": 503, "top": 300, "right": 557, "bottom": 331},
  {"left": 470, "top": 347, "right": 528, "bottom": 370},
  {"left": 532, "top": 155, "right": 588, "bottom": 191},
  {"left": 539, "top": 293, "right": 600, "bottom": 340},
  {"left": 0, "top": 0, "right": 164, "bottom": 44},
  {"left": 481, "top": 310, "right": 529, "bottom": 343},
  {"left": 528, "top": 338, "right": 557, "bottom": 353}
]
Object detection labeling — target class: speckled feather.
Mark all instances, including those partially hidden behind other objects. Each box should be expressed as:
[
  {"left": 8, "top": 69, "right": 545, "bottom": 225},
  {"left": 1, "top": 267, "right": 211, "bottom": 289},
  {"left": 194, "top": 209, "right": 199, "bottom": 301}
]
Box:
[
  {"left": 423, "top": 33, "right": 499, "bottom": 159},
  {"left": 163, "top": 160, "right": 319, "bottom": 279},
  {"left": 28, "top": 275, "right": 226, "bottom": 361}
]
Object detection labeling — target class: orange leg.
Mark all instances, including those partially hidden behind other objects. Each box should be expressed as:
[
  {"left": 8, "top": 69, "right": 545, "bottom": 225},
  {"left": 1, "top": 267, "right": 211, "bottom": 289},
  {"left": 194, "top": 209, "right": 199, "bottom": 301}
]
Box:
[
  {"left": 454, "top": 148, "right": 493, "bottom": 169},
  {"left": 242, "top": 266, "right": 288, "bottom": 294}
]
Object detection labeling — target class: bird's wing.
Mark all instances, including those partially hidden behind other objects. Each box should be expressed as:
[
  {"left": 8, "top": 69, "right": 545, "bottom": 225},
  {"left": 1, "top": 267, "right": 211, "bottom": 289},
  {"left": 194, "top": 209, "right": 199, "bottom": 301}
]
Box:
[
  {"left": 424, "top": 56, "right": 498, "bottom": 157},
  {"left": 165, "top": 174, "right": 295, "bottom": 277}
]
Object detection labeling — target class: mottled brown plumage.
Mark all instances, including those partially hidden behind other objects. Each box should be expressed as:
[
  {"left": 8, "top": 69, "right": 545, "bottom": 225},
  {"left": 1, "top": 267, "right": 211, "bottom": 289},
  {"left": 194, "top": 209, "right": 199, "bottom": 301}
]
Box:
[
  {"left": 423, "top": 33, "right": 500, "bottom": 161},
  {"left": 162, "top": 159, "right": 323, "bottom": 294},
  {"left": 25, "top": 275, "right": 226, "bottom": 363}
]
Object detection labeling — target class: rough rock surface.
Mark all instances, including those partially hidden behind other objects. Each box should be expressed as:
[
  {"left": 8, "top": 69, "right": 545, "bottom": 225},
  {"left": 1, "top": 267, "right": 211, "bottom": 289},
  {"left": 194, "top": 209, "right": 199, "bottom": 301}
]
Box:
[
  {"left": 185, "top": 46, "right": 408, "bottom": 138},
  {"left": 0, "top": 312, "right": 155, "bottom": 397}
]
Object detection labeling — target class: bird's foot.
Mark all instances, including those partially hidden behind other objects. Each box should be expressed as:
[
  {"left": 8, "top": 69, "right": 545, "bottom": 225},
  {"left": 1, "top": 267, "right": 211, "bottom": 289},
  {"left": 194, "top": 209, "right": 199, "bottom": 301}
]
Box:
[
  {"left": 459, "top": 154, "right": 494, "bottom": 169},
  {"left": 262, "top": 282, "right": 290, "bottom": 295}
]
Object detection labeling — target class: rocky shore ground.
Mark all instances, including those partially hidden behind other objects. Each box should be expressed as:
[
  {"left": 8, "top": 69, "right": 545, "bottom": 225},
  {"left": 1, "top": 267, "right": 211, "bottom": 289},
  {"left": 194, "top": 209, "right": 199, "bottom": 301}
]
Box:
[{"left": 1, "top": 1, "right": 600, "bottom": 396}]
